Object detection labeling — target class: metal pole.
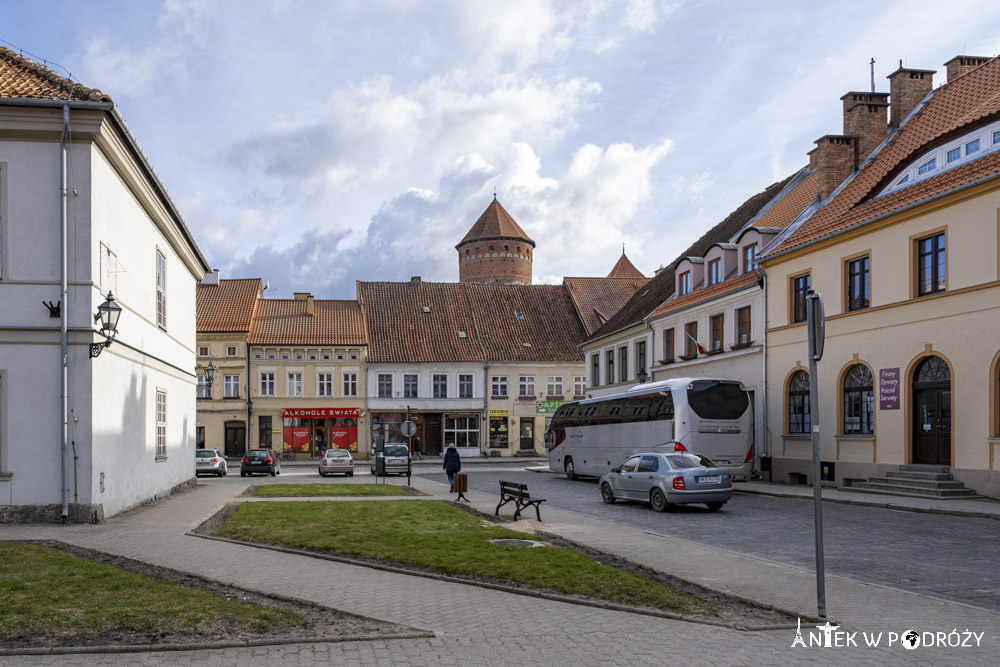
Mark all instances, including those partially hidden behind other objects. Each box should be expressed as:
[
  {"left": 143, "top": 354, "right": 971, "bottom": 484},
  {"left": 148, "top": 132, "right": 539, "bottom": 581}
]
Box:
[{"left": 806, "top": 290, "right": 827, "bottom": 618}]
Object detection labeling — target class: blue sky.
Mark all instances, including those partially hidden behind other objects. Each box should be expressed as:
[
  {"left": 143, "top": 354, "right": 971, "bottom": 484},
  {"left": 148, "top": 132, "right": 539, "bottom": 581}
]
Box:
[{"left": 5, "top": 1, "right": 999, "bottom": 297}]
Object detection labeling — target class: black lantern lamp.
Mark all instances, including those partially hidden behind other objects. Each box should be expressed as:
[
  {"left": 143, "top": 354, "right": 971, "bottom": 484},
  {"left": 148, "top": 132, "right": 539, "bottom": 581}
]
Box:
[
  {"left": 637, "top": 369, "right": 649, "bottom": 384},
  {"left": 90, "top": 291, "right": 122, "bottom": 358},
  {"left": 204, "top": 361, "right": 217, "bottom": 386}
]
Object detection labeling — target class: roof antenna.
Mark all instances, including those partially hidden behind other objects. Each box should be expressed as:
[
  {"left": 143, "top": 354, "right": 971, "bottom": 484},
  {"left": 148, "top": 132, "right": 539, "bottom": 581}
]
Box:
[
  {"left": 622, "top": 242, "right": 626, "bottom": 256},
  {"left": 870, "top": 57, "right": 875, "bottom": 93},
  {"left": 493, "top": 187, "right": 497, "bottom": 201}
]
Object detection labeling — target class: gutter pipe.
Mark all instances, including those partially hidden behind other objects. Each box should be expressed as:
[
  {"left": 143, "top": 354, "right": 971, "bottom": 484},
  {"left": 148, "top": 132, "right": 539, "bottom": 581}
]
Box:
[{"left": 60, "top": 103, "right": 70, "bottom": 519}]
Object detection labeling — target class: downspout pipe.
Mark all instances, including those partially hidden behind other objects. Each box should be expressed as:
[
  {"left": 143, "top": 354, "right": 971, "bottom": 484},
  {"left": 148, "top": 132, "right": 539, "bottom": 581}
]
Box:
[{"left": 60, "top": 103, "right": 70, "bottom": 519}]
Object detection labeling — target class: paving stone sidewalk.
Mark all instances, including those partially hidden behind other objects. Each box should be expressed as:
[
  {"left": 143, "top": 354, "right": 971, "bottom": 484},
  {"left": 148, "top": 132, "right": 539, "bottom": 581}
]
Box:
[{"left": 1, "top": 475, "right": 997, "bottom": 666}]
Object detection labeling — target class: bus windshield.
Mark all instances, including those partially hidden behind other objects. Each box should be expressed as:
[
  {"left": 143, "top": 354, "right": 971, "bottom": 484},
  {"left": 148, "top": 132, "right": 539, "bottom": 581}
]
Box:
[{"left": 686, "top": 381, "right": 749, "bottom": 420}]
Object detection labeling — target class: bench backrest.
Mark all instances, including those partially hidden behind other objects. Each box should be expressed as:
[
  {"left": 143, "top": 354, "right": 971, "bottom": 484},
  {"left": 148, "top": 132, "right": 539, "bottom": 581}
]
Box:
[{"left": 499, "top": 481, "right": 530, "bottom": 499}]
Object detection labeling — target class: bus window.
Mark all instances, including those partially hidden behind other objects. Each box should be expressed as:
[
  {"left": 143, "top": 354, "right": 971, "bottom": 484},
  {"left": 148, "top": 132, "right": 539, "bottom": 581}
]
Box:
[
  {"left": 687, "top": 381, "right": 749, "bottom": 420},
  {"left": 650, "top": 395, "right": 674, "bottom": 420}
]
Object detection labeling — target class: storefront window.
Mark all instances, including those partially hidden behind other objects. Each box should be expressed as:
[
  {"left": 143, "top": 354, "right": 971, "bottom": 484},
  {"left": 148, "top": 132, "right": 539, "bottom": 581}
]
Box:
[
  {"left": 489, "top": 410, "right": 509, "bottom": 448},
  {"left": 373, "top": 412, "right": 404, "bottom": 443},
  {"left": 444, "top": 414, "right": 480, "bottom": 448}
]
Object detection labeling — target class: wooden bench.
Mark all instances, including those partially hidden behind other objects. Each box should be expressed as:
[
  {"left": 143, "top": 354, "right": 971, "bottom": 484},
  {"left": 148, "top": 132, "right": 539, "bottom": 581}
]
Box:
[{"left": 495, "top": 481, "right": 545, "bottom": 521}]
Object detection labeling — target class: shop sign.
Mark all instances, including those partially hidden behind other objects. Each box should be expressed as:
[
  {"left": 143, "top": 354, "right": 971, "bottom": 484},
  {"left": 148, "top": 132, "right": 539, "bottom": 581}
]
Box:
[
  {"left": 281, "top": 407, "right": 360, "bottom": 418},
  {"left": 489, "top": 409, "right": 509, "bottom": 418},
  {"left": 879, "top": 368, "right": 900, "bottom": 410},
  {"left": 535, "top": 400, "right": 565, "bottom": 414}
]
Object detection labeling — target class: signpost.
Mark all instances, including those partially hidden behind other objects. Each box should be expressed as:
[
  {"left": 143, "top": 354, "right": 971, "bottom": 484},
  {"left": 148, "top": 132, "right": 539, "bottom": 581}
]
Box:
[{"left": 806, "top": 289, "right": 827, "bottom": 619}]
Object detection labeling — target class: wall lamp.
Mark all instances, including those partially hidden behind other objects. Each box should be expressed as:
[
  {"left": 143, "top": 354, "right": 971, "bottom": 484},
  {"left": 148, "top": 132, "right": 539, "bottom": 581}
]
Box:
[
  {"left": 90, "top": 291, "right": 122, "bottom": 358},
  {"left": 637, "top": 369, "right": 649, "bottom": 384}
]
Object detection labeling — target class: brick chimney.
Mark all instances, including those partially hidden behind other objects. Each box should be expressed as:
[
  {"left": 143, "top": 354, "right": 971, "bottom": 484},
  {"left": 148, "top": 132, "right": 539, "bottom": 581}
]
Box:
[
  {"left": 943, "top": 55, "right": 991, "bottom": 83},
  {"left": 810, "top": 135, "right": 855, "bottom": 201},
  {"left": 293, "top": 292, "right": 315, "bottom": 316},
  {"left": 841, "top": 91, "right": 889, "bottom": 167},
  {"left": 887, "top": 64, "right": 935, "bottom": 127}
]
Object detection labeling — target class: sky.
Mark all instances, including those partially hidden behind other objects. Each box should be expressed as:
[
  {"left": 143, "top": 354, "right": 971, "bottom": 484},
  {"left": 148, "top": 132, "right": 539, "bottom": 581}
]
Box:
[{"left": 4, "top": 1, "right": 1000, "bottom": 298}]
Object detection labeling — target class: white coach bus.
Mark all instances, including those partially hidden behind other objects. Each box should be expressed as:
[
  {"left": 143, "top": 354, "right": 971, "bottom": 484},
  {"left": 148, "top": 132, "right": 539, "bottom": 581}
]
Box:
[{"left": 545, "top": 378, "right": 754, "bottom": 481}]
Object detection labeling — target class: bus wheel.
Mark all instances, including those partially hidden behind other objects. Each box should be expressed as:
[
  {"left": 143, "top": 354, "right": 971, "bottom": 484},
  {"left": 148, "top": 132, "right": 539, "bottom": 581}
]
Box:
[
  {"left": 706, "top": 502, "right": 725, "bottom": 512},
  {"left": 650, "top": 488, "right": 668, "bottom": 512},
  {"left": 600, "top": 483, "right": 615, "bottom": 504},
  {"left": 564, "top": 458, "right": 577, "bottom": 480}
]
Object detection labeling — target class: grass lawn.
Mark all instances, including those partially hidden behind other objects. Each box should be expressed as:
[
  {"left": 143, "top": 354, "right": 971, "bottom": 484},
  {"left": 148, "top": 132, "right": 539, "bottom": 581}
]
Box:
[
  {"left": 0, "top": 542, "right": 305, "bottom": 641},
  {"left": 254, "top": 483, "right": 416, "bottom": 497},
  {"left": 213, "top": 500, "right": 715, "bottom": 615}
]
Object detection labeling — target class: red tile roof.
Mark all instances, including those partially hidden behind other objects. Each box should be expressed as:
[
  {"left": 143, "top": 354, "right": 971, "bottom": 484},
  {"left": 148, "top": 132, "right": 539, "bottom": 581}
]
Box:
[
  {"left": 0, "top": 46, "right": 111, "bottom": 102},
  {"left": 465, "top": 283, "right": 587, "bottom": 362},
  {"left": 358, "top": 281, "right": 586, "bottom": 364},
  {"left": 358, "top": 282, "right": 486, "bottom": 363},
  {"left": 563, "top": 277, "right": 646, "bottom": 335},
  {"left": 249, "top": 299, "right": 367, "bottom": 346},
  {"left": 197, "top": 278, "right": 261, "bottom": 332},
  {"left": 753, "top": 171, "right": 817, "bottom": 229},
  {"left": 606, "top": 252, "right": 646, "bottom": 279},
  {"left": 648, "top": 271, "right": 759, "bottom": 320},
  {"left": 456, "top": 198, "right": 535, "bottom": 248},
  {"left": 585, "top": 175, "right": 794, "bottom": 343},
  {"left": 771, "top": 55, "right": 1000, "bottom": 255}
]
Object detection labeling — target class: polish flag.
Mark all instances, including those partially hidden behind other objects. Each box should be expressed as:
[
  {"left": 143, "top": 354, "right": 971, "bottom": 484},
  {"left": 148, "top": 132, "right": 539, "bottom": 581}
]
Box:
[{"left": 684, "top": 331, "right": 704, "bottom": 355}]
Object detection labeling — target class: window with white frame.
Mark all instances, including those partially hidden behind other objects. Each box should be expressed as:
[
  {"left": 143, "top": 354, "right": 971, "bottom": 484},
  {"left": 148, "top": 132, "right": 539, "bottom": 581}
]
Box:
[
  {"left": 343, "top": 373, "right": 358, "bottom": 396},
  {"left": 707, "top": 258, "right": 721, "bottom": 285},
  {"left": 519, "top": 375, "right": 535, "bottom": 397},
  {"left": 546, "top": 376, "right": 563, "bottom": 397},
  {"left": 260, "top": 372, "right": 275, "bottom": 396},
  {"left": 155, "top": 389, "right": 167, "bottom": 458},
  {"left": 287, "top": 372, "right": 303, "bottom": 397},
  {"left": 678, "top": 271, "right": 691, "bottom": 295},
  {"left": 378, "top": 373, "right": 393, "bottom": 398},
  {"left": 492, "top": 376, "right": 508, "bottom": 397},
  {"left": 198, "top": 345, "right": 209, "bottom": 357},
  {"left": 459, "top": 374, "right": 474, "bottom": 398},
  {"left": 224, "top": 374, "right": 240, "bottom": 398},
  {"left": 156, "top": 250, "right": 167, "bottom": 329},
  {"left": 574, "top": 376, "right": 586, "bottom": 397},
  {"left": 433, "top": 374, "right": 448, "bottom": 398},
  {"left": 197, "top": 374, "right": 211, "bottom": 398},
  {"left": 226, "top": 345, "right": 238, "bottom": 357},
  {"left": 318, "top": 372, "right": 333, "bottom": 397},
  {"left": 404, "top": 374, "right": 418, "bottom": 398}
]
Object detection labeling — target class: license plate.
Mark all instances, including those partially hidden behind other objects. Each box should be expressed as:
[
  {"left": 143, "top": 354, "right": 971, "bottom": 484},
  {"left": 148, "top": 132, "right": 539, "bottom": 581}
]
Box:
[{"left": 698, "top": 475, "right": 720, "bottom": 484}]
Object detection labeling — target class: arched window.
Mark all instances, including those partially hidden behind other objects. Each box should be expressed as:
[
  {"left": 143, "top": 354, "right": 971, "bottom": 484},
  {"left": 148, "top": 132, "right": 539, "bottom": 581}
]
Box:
[
  {"left": 843, "top": 364, "right": 874, "bottom": 434},
  {"left": 788, "top": 370, "right": 810, "bottom": 434},
  {"left": 916, "top": 355, "right": 950, "bottom": 382}
]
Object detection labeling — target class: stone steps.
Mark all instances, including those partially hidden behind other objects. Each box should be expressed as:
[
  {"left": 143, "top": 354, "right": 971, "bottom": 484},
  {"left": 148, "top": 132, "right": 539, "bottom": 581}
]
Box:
[{"left": 849, "top": 465, "right": 982, "bottom": 499}]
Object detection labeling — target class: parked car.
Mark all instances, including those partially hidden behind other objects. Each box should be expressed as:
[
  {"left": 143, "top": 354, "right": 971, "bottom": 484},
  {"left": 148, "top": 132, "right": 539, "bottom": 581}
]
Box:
[
  {"left": 319, "top": 449, "right": 355, "bottom": 476},
  {"left": 370, "top": 443, "right": 411, "bottom": 475},
  {"left": 240, "top": 449, "right": 281, "bottom": 477},
  {"left": 195, "top": 448, "right": 227, "bottom": 477},
  {"left": 599, "top": 452, "right": 733, "bottom": 512}
]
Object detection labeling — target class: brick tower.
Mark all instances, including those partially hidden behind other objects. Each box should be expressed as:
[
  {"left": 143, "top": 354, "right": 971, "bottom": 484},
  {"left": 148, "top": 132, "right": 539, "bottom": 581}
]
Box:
[{"left": 456, "top": 197, "right": 535, "bottom": 284}]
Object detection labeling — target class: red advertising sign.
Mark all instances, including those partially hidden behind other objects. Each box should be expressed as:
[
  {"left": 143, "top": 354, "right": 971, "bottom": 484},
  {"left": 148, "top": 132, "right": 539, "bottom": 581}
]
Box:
[
  {"left": 879, "top": 368, "right": 900, "bottom": 410},
  {"left": 281, "top": 407, "right": 359, "bottom": 418}
]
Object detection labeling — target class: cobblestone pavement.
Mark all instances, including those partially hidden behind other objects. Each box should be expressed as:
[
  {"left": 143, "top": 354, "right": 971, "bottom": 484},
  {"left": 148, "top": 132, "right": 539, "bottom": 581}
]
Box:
[{"left": 1, "top": 471, "right": 998, "bottom": 666}]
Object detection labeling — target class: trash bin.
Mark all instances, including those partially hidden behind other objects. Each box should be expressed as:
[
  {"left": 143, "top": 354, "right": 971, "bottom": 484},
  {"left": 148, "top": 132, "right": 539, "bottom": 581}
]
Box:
[{"left": 453, "top": 473, "right": 468, "bottom": 493}]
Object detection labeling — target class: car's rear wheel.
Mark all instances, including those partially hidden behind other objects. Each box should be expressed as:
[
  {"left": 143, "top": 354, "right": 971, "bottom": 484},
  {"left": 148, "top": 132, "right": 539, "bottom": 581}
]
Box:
[
  {"left": 650, "top": 487, "right": 668, "bottom": 512},
  {"left": 241, "top": 471, "right": 247, "bottom": 477},
  {"left": 706, "top": 501, "right": 725, "bottom": 511},
  {"left": 600, "top": 483, "right": 615, "bottom": 504},
  {"left": 565, "top": 457, "right": 577, "bottom": 480},
  {"left": 348, "top": 472, "right": 354, "bottom": 477},
  {"left": 270, "top": 469, "right": 276, "bottom": 477}
]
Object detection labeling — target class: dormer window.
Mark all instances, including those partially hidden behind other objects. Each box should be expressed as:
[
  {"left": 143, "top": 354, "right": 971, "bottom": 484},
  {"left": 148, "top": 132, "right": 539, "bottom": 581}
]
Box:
[
  {"left": 678, "top": 271, "right": 691, "bottom": 295},
  {"left": 947, "top": 147, "right": 961, "bottom": 163},
  {"left": 966, "top": 138, "right": 981, "bottom": 155},
  {"left": 743, "top": 243, "right": 759, "bottom": 274},
  {"left": 707, "top": 259, "right": 721, "bottom": 286},
  {"left": 917, "top": 158, "right": 936, "bottom": 175}
]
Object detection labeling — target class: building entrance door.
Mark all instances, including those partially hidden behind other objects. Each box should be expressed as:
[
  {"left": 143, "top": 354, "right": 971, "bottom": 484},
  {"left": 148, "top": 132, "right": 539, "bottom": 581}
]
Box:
[
  {"left": 224, "top": 421, "right": 246, "bottom": 457},
  {"left": 424, "top": 414, "right": 442, "bottom": 455},
  {"left": 912, "top": 356, "right": 951, "bottom": 466},
  {"left": 519, "top": 417, "right": 535, "bottom": 452}
]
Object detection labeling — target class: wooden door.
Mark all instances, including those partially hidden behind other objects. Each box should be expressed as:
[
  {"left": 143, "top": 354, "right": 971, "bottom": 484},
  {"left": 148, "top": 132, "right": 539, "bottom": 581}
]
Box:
[{"left": 912, "top": 356, "right": 951, "bottom": 466}]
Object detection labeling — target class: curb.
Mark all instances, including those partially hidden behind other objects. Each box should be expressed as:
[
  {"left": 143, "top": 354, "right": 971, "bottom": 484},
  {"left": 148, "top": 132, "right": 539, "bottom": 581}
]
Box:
[{"left": 734, "top": 487, "right": 1000, "bottom": 519}]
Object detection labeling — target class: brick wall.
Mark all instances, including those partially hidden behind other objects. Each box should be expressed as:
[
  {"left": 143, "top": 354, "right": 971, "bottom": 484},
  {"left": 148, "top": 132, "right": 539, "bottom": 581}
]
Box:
[
  {"left": 888, "top": 67, "right": 934, "bottom": 127},
  {"left": 842, "top": 92, "right": 888, "bottom": 168},
  {"left": 458, "top": 241, "right": 533, "bottom": 283},
  {"left": 944, "top": 55, "right": 991, "bottom": 83},
  {"left": 813, "top": 135, "right": 855, "bottom": 200}
]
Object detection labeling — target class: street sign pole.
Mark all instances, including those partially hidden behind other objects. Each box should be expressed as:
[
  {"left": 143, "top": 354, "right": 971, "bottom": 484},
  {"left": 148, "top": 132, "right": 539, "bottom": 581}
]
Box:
[{"left": 806, "top": 289, "right": 827, "bottom": 619}]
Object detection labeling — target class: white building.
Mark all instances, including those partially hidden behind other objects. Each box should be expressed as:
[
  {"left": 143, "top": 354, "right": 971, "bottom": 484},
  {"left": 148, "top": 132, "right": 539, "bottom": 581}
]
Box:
[{"left": 0, "top": 48, "right": 211, "bottom": 521}]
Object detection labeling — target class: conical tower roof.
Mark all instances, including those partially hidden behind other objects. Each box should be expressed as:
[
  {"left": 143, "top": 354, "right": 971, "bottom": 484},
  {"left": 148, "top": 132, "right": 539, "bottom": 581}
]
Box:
[
  {"left": 607, "top": 250, "right": 645, "bottom": 279},
  {"left": 456, "top": 198, "right": 535, "bottom": 249}
]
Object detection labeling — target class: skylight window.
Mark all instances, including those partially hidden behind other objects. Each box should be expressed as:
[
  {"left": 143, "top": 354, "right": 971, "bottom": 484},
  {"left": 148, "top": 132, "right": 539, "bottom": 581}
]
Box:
[
  {"left": 522, "top": 342, "right": 532, "bottom": 348},
  {"left": 514, "top": 311, "right": 524, "bottom": 319},
  {"left": 458, "top": 331, "right": 467, "bottom": 339},
  {"left": 917, "top": 158, "right": 936, "bottom": 175},
  {"left": 422, "top": 306, "right": 431, "bottom": 313}
]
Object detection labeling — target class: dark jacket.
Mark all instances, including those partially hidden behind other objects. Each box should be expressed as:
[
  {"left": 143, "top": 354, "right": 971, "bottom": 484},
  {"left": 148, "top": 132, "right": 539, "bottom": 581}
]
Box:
[{"left": 443, "top": 447, "right": 462, "bottom": 474}]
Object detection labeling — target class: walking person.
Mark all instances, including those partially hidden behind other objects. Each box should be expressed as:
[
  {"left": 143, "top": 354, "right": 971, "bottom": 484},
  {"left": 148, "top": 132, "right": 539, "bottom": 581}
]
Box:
[{"left": 443, "top": 443, "right": 461, "bottom": 491}]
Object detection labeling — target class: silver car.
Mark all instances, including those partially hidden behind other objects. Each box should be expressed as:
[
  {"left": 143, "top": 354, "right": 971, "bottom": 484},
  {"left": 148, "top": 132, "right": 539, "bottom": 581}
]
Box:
[
  {"left": 599, "top": 452, "right": 732, "bottom": 512},
  {"left": 319, "top": 449, "right": 355, "bottom": 476},
  {"left": 195, "top": 448, "right": 228, "bottom": 477},
  {"left": 370, "top": 444, "right": 411, "bottom": 475}
]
